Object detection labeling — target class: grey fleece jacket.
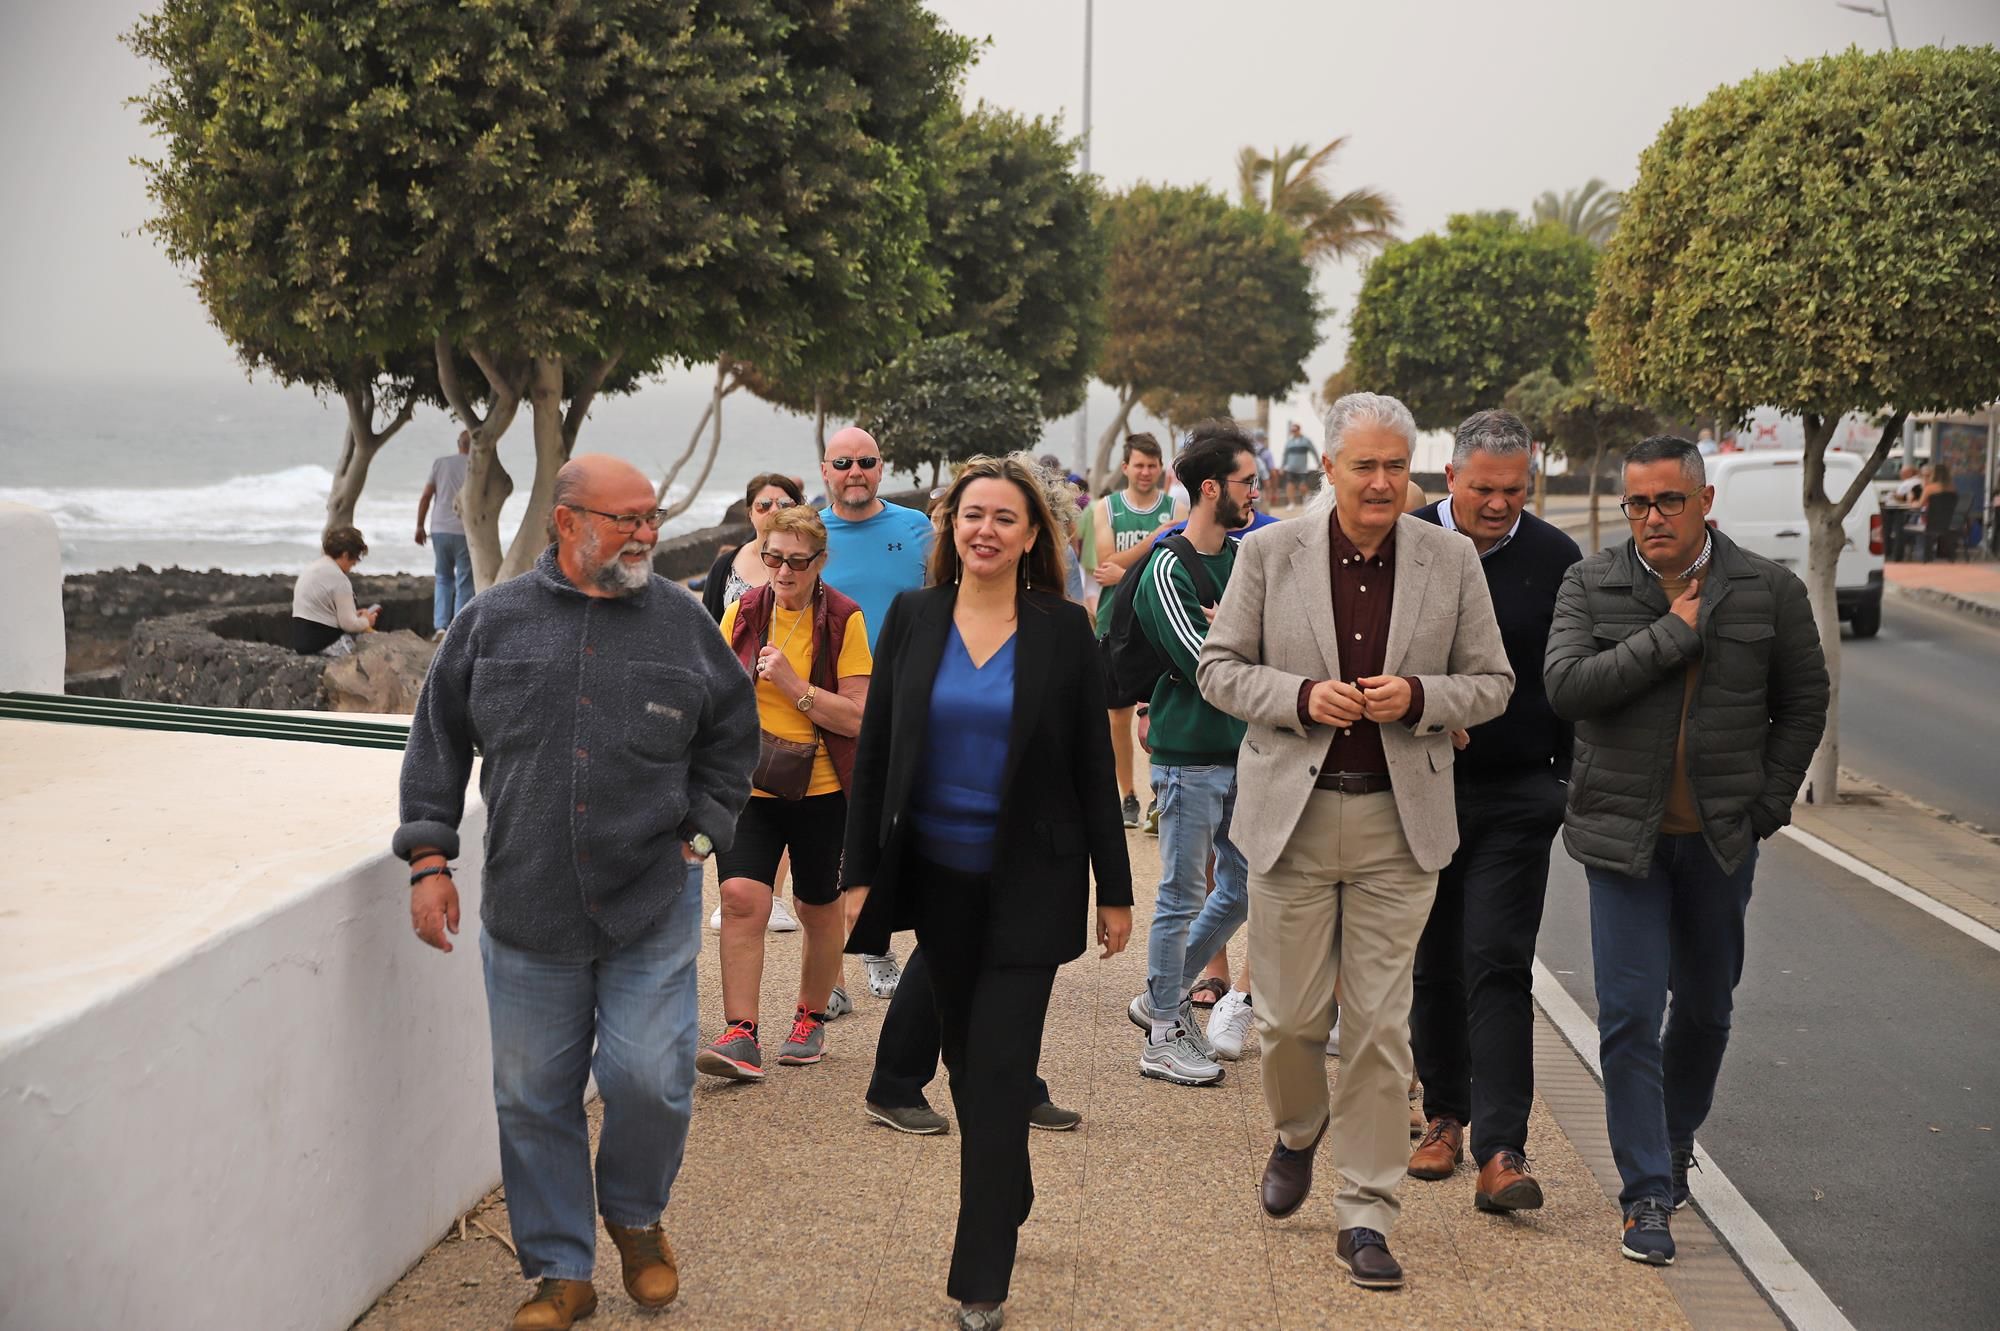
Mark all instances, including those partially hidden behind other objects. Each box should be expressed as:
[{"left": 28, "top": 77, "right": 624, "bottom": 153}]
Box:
[{"left": 393, "top": 546, "right": 758, "bottom": 958}]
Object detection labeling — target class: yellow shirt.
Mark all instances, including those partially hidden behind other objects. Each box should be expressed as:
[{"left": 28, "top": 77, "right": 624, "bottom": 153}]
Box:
[{"left": 719, "top": 600, "right": 872, "bottom": 797}]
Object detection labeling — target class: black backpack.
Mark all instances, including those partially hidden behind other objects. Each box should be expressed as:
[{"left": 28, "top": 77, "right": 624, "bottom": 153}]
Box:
[{"left": 1098, "top": 533, "right": 1221, "bottom": 709}]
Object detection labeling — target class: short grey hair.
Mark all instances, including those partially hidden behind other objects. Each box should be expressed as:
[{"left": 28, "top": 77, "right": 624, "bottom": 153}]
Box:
[
  {"left": 1624, "top": 434, "right": 1706, "bottom": 489},
  {"left": 1452, "top": 409, "right": 1533, "bottom": 467},
  {"left": 1321, "top": 392, "right": 1417, "bottom": 461}
]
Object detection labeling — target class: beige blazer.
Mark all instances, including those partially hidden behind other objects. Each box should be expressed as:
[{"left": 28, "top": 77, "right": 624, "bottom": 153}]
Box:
[{"left": 1197, "top": 512, "right": 1514, "bottom": 875}]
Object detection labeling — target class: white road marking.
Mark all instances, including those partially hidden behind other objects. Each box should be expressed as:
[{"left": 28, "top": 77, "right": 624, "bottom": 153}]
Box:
[
  {"left": 1532, "top": 958, "right": 1858, "bottom": 1331},
  {"left": 1778, "top": 825, "right": 2000, "bottom": 955}
]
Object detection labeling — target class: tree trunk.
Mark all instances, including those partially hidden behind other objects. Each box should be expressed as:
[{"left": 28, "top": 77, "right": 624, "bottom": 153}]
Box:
[
  {"left": 1799, "top": 409, "right": 1905, "bottom": 805},
  {"left": 658, "top": 358, "right": 739, "bottom": 512},
  {"left": 1586, "top": 432, "right": 1606, "bottom": 554},
  {"left": 493, "top": 356, "right": 571, "bottom": 584},
  {"left": 437, "top": 338, "right": 526, "bottom": 591},
  {"left": 1254, "top": 396, "right": 1271, "bottom": 439},
  {"left": 1089, "top": 386, "right": 1140, "bottom": 493},
  {"left": 814, "top": 389, "right": 828, "bottom": 460},
  {"left": 324, "top": 382, "right": 414, "bottom": 534}
]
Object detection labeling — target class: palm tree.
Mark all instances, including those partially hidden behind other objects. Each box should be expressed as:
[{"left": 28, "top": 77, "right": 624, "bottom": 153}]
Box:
[
  {"left": 1532, "top": 178, "right": 1623, "bottom": 248},
  {"left": 1237, "top": 138, "right": 1400, "bottom": 437}
]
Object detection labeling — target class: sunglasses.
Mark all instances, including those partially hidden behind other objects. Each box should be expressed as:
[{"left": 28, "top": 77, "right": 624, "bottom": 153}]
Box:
[
  {"left": 760, "top": 549, "right": 823, "bottom": 571},
  {"left": 828, "top": 456, "right": 881, "bottom": 471},
  {"left": 753, "top": 497, "right": 795, "bottom": 513}
]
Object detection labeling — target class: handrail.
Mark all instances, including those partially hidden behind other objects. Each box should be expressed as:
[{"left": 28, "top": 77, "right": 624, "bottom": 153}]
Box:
[{"left": 0, "top": 692, "right": 409, "bottom": 751}]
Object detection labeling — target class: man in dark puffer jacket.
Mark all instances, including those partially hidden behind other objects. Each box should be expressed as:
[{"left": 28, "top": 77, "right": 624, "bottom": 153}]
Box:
[{"left": 1546, "top": 435, "right": 1827, "bottom": 1270}]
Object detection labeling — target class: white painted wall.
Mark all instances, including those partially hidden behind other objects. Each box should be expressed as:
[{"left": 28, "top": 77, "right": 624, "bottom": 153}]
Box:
[
  {"left": 0, "top": 501, "right": 65, "bottom": 692},
  {"left": 0, "top": 809, "right": 498, "bottom": 1331}
]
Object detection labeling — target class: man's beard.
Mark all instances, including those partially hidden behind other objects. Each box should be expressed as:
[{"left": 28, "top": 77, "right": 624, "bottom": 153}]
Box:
[
  {"left": 580, "top": 527, "right": 652, "bottom": 595},
  {"left": 1215, "top": 491, "right": 1246, "bottom": 531}
]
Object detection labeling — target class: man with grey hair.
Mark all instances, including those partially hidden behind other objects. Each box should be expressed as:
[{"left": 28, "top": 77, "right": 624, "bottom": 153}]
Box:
[
  {"left": 396, "top": 453, "right": 759, "bottom": 1330},
  {"left": 1546, "top": 434, "right": 1825, "bottom": 1267},
  {"left": 1199, "top": 391, "right": 1513, "bottom": 1289},
  {"left": 1405, "top": 409, "right": 1582, "bottom": 1212}
]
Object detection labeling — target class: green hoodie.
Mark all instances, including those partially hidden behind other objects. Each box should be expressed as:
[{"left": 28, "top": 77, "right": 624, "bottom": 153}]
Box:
[{"left": 1132, "top": 538, "right": 1246, "bottom": 767}]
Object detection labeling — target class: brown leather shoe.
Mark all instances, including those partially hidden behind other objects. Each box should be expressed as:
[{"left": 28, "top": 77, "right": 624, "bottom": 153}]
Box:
[
  {"left": 1336, "top": 1227, "right": 1405, "bottom": 1289},
  {"left": 605, "top": 1221, "right": 680, "bottom": 1309},
  {"left": 511, "top": 1279, "right": 597, "bottom": 1330},
  {"left": 1474, "top": 1150, "right": 1545, "bottom": 1212},
  {"left": 1407, "top": 1116, "right": 1464, "bottom": 1180},
  {"left": 1260, "top": 1120, "right": 1328, "bottom": 1218}
]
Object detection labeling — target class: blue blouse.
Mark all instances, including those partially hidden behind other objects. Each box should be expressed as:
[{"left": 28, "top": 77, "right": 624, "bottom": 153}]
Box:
[{"left": 910, "top": 624, "right": 1017, "bottom": 873}]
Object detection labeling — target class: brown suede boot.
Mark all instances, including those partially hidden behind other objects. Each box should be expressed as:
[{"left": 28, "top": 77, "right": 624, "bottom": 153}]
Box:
[
  {"left": 1407, "top": 1116, "right": 1465, "bottom": 1180},
  {"left": 605, "top": 1221, "right": 680, "bottom": 1309},
  {"left": 511, "top": 1278, "right": 597, "bottom": 1331}
]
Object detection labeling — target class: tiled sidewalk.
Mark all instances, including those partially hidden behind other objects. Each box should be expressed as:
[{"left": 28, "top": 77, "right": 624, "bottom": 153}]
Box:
[{"left": 357, "top": 830, "right": 1752, "bottom": 1330}]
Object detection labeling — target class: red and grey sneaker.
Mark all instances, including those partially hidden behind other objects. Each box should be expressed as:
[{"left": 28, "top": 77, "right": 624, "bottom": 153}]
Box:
[
  {"left": 776, "top": 1007, "right": 828, "bottom": 1065},
  {"left": 695, "top": 1020, "right": 763, "bottom": 1081}
]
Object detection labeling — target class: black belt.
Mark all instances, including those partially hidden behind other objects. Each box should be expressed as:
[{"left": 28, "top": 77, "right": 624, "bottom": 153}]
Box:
[{"left": 1314, "top": 770, "right": 1393, "bottom": 794}]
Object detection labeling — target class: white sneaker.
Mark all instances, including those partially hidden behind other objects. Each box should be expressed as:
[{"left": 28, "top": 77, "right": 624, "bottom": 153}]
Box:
[
  {"left": 1326, "top": 1010, "right": 1342, "bottom": 1057},
  {"left": 1139, "top": 1031, "right": 1225, "bottom": 1086},
  {"left": 863, "top": 952, "right": 902, "bottom": 998},
  {"left": 825, "top": 985, "right": 854, "bottom": 1020},
  {"left": 1207, "top": 989, "right": 1254, "bottom": 1060},
  {"left": 708, "top": 906, "right": 723, "bottom": 930},
  {"left": 768, "top": 895, "right": 801, "bottom": 932}
]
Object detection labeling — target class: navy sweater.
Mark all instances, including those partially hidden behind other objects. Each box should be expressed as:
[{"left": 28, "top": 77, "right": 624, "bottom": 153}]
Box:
[{"left": 1415, "top": 502, "right": 1581, "bottom": 780}]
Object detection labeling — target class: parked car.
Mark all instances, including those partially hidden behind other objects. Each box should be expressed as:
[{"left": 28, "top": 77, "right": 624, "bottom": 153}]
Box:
[{"left": 1706, "top": 450, "right": 1883, "bottom": 638}]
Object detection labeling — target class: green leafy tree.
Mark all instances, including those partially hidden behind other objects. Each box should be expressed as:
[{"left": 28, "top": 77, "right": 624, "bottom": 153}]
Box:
[
  {"left": 1092, "top": 185, "right": 1321, "bottom": 489},
  {"left": 1594, "top": 44, "right": 2000, "bottom": 800},
  {"left": 1346, "top": 212, "right": 1598, "bottom": 431},
  {"left": 133, "top": 0, "right": 969, "bottom": 587},
  {"left": 1532, "top": 179, "right": 1624, "bottom": 249},
  {"left": 858, "top": 334, "right": 1042, "bottom": 486},
  {"left": 1504, "top": 368, "right": 1659, "bottom": 551}
]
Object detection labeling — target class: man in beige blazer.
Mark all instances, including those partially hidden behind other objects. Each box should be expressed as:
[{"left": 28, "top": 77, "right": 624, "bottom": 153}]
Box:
[{"left": 1197, "top": 391, "right": 1513, "bottom": 1290}]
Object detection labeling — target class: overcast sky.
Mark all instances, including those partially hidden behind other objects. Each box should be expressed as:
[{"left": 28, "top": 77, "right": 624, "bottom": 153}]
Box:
[{"left": 3, "top": 0, "right": 1995, "bottom": 391}]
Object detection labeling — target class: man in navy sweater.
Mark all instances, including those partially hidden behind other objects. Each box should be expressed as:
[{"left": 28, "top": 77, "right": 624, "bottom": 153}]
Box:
[{"left": 1405, "top": 410, "right": 1583, "bottom": 1214}]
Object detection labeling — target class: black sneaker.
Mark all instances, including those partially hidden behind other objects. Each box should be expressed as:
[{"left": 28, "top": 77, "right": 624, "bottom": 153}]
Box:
[
  {"left": 1121, "top": 793, "right": 1140, "bottom": 827},
  {"left": 1621, "top": 1197, "right": 1676, "bottom": 1266},
  {"left": 1671, "top": 1145, "right": 1700, "bottom": 1211}
]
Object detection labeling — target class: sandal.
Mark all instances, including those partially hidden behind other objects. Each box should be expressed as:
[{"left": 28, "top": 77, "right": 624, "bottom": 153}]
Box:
[{"left": 1187, "top": 977, "right": 1229, "bottom": 1009}]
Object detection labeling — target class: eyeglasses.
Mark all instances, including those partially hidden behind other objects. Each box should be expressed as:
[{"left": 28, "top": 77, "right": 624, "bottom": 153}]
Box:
[
  {"left": 828, "top": 456, "right": 881, "bottom": 471},
  {"left": 759, "top": 549, "right": 823, "bottom": 571},
  {"left": 1619, "top": 493, "right": 1690, "bottom": 519},
  {"left": 571, "top": 505, "right": 669, "bottom": 533},
  {"left": 753, "top": 497, "right": 794, "bottom": 513},
  {"left": 1224, "top": 475, "right": 1260, "bottom": 491}
]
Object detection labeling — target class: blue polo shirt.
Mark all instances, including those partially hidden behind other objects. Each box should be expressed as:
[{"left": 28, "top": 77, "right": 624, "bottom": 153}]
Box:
[{"left": 820, "top": 500, "right": 935, "bottom": 650}]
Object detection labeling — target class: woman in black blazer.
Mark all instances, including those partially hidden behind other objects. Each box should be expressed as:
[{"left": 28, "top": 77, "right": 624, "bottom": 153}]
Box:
[{"left": 843, "top": 454, "right": 1132, "bottom": 1331}]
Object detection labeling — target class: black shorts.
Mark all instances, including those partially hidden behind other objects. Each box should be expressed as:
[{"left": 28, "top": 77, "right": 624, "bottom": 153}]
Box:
[{"left": 717, "top": 792, "right": 848, "bottom": 905}]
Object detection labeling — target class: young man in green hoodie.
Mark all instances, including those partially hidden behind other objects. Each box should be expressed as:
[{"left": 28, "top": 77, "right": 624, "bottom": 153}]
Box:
[{"left": 1126, "top": 423, "right": 1260, "bottom": 1088}]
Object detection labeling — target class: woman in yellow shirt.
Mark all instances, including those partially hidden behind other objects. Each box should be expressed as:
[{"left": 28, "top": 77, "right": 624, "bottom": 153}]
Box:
[{"left": 698, "top": 505, "right": 873, "bottom": 1080}]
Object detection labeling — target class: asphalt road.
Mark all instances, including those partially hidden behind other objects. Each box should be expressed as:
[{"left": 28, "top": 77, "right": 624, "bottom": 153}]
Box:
[
  {"left": 1834, "top": 593, "right": 2000, "bottom": 830},
  {"left": 1536, "top": 835, "right": 2000, "bottom": 1331}
]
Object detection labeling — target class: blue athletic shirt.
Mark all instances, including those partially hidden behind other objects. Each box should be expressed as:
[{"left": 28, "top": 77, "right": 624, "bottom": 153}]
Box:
[
  {"left": 820, "top": 500, "right": 936, "bottom": 650},
  {"left": 1158, "top": 510, "right": 1280, "bottom": 542},
  {"left": 910, "top": 625, "right": 1017, "bottom": 873}
]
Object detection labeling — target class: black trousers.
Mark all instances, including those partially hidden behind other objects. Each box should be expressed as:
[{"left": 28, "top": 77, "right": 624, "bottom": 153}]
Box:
[
  {"left": 1410, "top": 768, "right": 1566, "bottom": 1165},
  {"left": 866, "top": 944, "right": 1052, "bottom": 1110},
  {"left": 897, "top": 856, "right": 1057, "bottom": 1304}
]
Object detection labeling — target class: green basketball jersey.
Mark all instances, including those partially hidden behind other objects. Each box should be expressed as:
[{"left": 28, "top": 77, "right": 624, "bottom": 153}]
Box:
[{"left": 1089, "top": 489, "right": 1175, "bottom": 637}]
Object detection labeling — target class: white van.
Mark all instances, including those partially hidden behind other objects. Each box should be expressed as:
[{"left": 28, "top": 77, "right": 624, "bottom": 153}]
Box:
[{"left": 1705, "top": 450, "right": 1884, "bottom": 638}]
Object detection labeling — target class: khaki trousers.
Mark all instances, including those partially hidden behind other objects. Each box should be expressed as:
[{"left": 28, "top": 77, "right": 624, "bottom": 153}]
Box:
[{"left": 1250, "top": 789, "right": 1438, "bottom": 1234}]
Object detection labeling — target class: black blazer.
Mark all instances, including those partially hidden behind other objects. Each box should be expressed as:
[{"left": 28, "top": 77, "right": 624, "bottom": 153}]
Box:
[{"left": 842, "top": 585, "right": 1134, "bottom": 968}]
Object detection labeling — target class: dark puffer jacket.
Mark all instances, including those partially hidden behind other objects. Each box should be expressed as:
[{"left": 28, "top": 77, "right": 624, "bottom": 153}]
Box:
[{"left": 1544, "top": 529, "right": 1828, "bottom": 876}]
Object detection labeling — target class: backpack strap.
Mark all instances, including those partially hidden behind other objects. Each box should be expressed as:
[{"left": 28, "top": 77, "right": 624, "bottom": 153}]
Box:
[{"left": 1158, "top": 534, "right": 1219, "bottom": 606}]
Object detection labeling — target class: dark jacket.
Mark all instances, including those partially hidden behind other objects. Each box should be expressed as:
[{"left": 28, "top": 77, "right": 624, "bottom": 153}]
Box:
[
  {"left": 1544, "top": 529, "right": 1828, "bottom": 876},
  {"left": 842, "top": 585, "right": 1134, "bottom": 967},
  {"left": 700, "top": 544, "right": 741, "bottom": 622},
  {"left": 394, "top": 546, "right": 759, "bottom": 958},
  {"left": 727, "top": 579, "right": 863, "bottom": 791}
]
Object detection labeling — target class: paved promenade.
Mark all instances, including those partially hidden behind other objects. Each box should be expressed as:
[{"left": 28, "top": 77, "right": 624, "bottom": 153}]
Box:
[
  {"left": 1885, "top": 559, "right": 2000, "bottom": 620},
  {"left": 358, "top": 828, "right": 1776, "bottom": 1331}
]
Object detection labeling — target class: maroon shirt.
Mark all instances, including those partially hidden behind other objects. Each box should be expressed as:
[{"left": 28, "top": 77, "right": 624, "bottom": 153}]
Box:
[{"left": 1296, "top": 515, "right": 1424, "bottom": 778}]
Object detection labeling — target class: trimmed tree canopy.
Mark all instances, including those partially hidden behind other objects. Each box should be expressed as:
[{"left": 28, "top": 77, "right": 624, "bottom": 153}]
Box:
[
  {"left": 859, "top": 334, "right": 1042, "bottom": 482},
  {"left": 1345, "top": 212, "right": 1597, "bottom": 430},
  {"left": 1592, "top": 45, "right": 2000, "bottom": 423}
]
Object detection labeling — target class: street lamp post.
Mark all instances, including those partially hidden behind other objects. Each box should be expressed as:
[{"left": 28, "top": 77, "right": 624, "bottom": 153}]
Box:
[{"left": 1835, "top": 1, "right": 1899, "bottom": 50}]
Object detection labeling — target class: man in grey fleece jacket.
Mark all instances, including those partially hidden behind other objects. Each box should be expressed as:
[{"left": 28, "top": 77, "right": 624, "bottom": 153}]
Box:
[{"left": 394, "top": 455, "right": 756, "bottom": 1331}]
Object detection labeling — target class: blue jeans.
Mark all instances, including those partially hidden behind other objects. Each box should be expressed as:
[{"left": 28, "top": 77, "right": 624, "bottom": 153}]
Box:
[
  {"left": 1146, "top": 764, "right": 1250, "bottom": 1017},
  {"left": 1588, "top": 834, "right": 1756, "bottom": 1208},
  {"left": 431, "top": 531, "right": 474, "bottom": 629},
  {"left": 479, "top": 861, "right": 702, "bottom": 1280}
]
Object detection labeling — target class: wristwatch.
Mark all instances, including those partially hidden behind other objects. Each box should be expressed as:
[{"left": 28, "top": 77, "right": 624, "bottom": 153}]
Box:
[
  {"left": 688, "top": 832, "right": 714, "bottom": 859},
  {"left": 797, "top": 685, "right": 817, "bottom": 712}
]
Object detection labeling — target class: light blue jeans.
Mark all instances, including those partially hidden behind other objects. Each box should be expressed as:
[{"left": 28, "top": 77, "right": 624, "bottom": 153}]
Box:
[
  {"left": 1146, "top": 764, "right": 1251, "bottom": 1017},
  {"left": 431, "top": 530, "right": 475, "bottom": 629},
  {"left": 478, "top": 861, "right": 702, "bottom": 1280}
]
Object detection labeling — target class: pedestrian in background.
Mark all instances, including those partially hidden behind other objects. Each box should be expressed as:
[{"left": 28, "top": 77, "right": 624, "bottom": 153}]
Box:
[
  {"left": 290, "top": 524, "right": 378, "bottom": 655},
  {"left": 1546, "top": 434, "right": 1827, "bottom": 1268},
  {"left": 701, "top": 471, "right": 805, "bottom": 622},
  {"left": 843, "top": 454, "right": 1132, "bottom": 1331},
  {"left": 415, "top": 429, "right": 475, "bottom": 639},
  {"left": 395, "top": 454, "right": 758, "bottom": 1331}
]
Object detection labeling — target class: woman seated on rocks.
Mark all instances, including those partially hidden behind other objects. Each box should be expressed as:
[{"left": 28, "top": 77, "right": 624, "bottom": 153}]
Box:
[{"left": 291, "top": 525, "right": 379, "bottom": 655}]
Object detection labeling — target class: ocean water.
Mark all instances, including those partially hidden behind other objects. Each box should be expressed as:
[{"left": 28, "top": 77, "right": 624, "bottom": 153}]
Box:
[{"left": 0, "top": 369, "right": 1099, "bottom": 576}]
